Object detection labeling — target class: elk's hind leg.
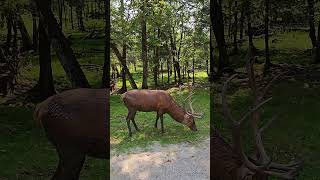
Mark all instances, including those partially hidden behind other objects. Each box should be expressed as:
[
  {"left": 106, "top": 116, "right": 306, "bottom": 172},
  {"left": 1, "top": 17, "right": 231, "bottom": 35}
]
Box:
[
  {"left": 126, "top": 111, "right": 133, "bottom": 136},
  {"left": 131, "top": 110, "right": 139, "bottom": 131},
  {"left": 52, "top": 144, "right": 86, "bottom": 180},
  {"left": 160, "top": 114, "right": 164, "bottom": 133}
]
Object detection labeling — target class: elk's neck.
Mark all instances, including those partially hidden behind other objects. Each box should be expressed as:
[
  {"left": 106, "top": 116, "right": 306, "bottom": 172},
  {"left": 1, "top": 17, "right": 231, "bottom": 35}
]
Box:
[{"left": 167, "top": 100, "right": 185, "bottom": 123}]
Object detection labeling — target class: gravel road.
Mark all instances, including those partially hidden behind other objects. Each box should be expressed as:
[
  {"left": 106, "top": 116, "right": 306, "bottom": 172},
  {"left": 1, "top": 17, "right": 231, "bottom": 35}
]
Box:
[{"left": 111, "top": 138, "right": 210, "bottom": 180}]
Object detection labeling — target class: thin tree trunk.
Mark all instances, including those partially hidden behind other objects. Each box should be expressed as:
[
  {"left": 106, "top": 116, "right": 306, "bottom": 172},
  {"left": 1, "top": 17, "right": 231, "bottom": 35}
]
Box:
[
  {"left": 120, "top": 43, "right": 127, "bottom": 92},
  {"left": 161, "top": 62, "right": 163, "bottom": 84},
  {"left": 239, "top": 4, "right": 245, "bottom": 41},
  {"left": 111, "top": 43, "right": 138, "bottom": 89},
  {"left": 38, "top": 6, "right": 55, "bottom": 100},
  {"left": 233, "top": 0, "right": 238, "bottom": 54},
  {"left": 6, "top": 14, "right": 12, "bottom": 47},
  {"left": 16, "top": 13, "right": 33, "bottom": 51},
  {"left": 209, "top": 26, "right": 215, "bottom": 81},
  {"left": 32, "top": 15, "right": 38, "bottom": 51},
  {"left": 102, "top": 0, "right": 110, "bottom": 88},
  {"left": 35, "top": 0, "right": 90, "bottom": 88},
  {"left": 76, "top": 1, "right": 85, "bottom": 31},
  {"left": 58, "top": 0, "right": 63, "bottom": 30},
  {"left": 246, "top": 0, "right": 255, "bottom": 49},
  {"left": 141, "top": 0, "right": 148, "bottom": 89},
  {"left": 70, "top": 5, "right": 74, "bottom": 29},
  {"left": 264, "top": 0, "right": 271, "bottom": 74},
  {"left": 211, "top": 0, "right": 229, "bottom": 74},
  {"left": 192, "top": 58, "right": 195, "bottom": 84},
  {"left": 307, "top": 0, "right": 320, "bottom": 63},
  {"left": 167, "top": 59, "right": 170, "bottom": 84}
]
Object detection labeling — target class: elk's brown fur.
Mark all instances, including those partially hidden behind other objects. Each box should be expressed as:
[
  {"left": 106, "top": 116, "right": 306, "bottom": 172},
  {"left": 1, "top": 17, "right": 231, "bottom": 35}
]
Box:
[
  {"left": 34, "top": 88, "right": 108, "bottom": 180},
  {"left": 122, "top": 89, "right": 197, "bottom": 136}
]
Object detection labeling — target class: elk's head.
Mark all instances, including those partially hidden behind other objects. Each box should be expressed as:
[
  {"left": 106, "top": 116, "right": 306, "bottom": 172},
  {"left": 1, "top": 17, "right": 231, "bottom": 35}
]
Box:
[
  {"left": 182, "top": 113, "right": 197, "bottom": 131},
  {"left": 180, "top": 84, "right": 203, "bottom": 131}
]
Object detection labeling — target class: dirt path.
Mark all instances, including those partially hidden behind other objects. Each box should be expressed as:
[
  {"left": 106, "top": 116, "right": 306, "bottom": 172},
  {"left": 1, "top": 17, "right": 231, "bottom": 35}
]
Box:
[{"left": 111, "top": 138, "right": 210, "bottom": 180}]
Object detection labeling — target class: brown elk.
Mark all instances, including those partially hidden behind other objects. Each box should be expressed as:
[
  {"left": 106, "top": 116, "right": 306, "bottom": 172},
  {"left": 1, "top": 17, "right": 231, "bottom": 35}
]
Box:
[
  {"left": 122, "top": 88, "right": 203, "bottom": 136},
  {"left": 34, "top": 88, "right": 108, "bottom": 180},
  {"left": 212, "top": 47, "right": 303, "bottom": 180}
]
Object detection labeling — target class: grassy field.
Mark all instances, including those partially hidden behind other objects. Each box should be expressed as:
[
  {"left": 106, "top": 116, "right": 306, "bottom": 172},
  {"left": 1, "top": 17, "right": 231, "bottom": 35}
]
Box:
[{"left": 110, "top": 86, "right": 210, "bottom": 152}]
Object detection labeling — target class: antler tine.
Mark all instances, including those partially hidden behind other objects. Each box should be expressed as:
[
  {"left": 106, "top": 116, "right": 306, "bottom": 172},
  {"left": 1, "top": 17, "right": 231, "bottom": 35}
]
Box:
[
  {"left": 238, "top": 97, "right": 273, "bottom": 125},
  {"left": 222, "top": 74, "right": 238, "bottom": 124},
  {"left": 260, "top": 71, "right": 288, "bottom": 100}
]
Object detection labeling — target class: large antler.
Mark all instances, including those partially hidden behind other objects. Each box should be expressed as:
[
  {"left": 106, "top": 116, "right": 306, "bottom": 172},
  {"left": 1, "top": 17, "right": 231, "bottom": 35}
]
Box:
[
  {"left": 221, "top": 51, "right": 303, "bottom": 179},
  {"left": 184, "top": 78, "right": 204, "bottom": 118}
]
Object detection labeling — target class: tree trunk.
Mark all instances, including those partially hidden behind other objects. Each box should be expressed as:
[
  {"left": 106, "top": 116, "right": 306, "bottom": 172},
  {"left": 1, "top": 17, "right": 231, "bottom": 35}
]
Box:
[
  {"left": 167, "top": 59, "right": 170, "bottom": 84},
  {"left": 70, "top": 5, "right": 74, "bottom": 29},
  {"left": 120, "top": 43, "right": 127, "bottom": 92},
  {"left": 6, "top": 13, "right": 12, "bottom": 48},
  {"left": 141, "top": 0, "right": 148, "bottom": 89},
  {"left": 76, "top": 1, "right": 85, "bottom": 31},
  {"left": 209, "top": 27, "right": 215, "bottom": 81},
  {"left": 32, "top": 15, "right": 39, "bottom": 51},
  {"left": 161, "top": 62, "right": 163, "bottom": 84},
  {"left": 38, "top": 8, "right": 55, "bottom": 100},
  {"left": 16, "top": 13, "right": 33, "bottom": 51},
  {"left": 153, "top": 29, "right": 160, "bottom": 88},
  {"left": 192, "top": 58, "right": 195, "bottom": 84},
  {"left": 210, "top": 0, "right": 229, "bottom": 74},
  {"left": 233, "top": 0, "right": 238, "bottom": 54},
  {"left": 12, "top": 19, "right": 18, "bottom": 49},
  {"left": 307, "top": 0, "right": 320, "bottom": 63},
  {"left": 239, "top": 5, "right": 245, "bottom": 41},
  {"left": 263, "top": 0, "right": 271, "bottom": 74},
  {"left": 58, "top": 0, "right": 63, "bottom": 30},
  {"left": 35, "top": 0, "right": 90, "bottom": 88},
  {"left": 246, "top": 0, "right": 255, "bottom": 49},
  {"left": 102, "top": 0, "right": 110, "bottom": 88},
  {"left": 111, "top": 43, "right": 138, "bottom": 89}
]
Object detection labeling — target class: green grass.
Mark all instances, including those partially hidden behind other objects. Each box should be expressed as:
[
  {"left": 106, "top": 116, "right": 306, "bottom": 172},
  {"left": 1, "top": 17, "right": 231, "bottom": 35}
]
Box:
[
  {"left": 213, "top": 80, "right": 320, "bottom": 179},
  {"left": 110, "top": 87, "right": 210, "bottom": 152},
  {"left": 0, "top": 106, "right": 107, "bottom": 180}
]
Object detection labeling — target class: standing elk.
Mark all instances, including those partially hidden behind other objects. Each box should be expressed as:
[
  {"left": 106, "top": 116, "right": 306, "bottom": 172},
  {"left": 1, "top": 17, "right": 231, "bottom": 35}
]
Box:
[
  {"left": 212, "top": 47, "right": 303, "bottom": 180},
  {"left": 34, "top": 88, "right": 108, "bottom": 180},
  {"left": 122, "top": 87, "right": 203, "bottom": 136}
]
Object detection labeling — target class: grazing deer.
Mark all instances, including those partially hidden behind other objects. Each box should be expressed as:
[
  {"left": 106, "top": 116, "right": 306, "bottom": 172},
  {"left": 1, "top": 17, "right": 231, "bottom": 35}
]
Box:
[
  {"left": 212, "top": 47, "right": 303, "bottom": 180},
  {"left": 122, "top": 87, "right": 203, "bottom": 136},
  {"left": 34, "top": 88, "right": 108, "bottom": 180}
]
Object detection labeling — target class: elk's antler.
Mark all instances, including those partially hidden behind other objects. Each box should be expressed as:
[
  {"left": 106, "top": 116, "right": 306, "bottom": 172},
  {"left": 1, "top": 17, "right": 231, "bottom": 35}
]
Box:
[
  {"left": 184, "top": 79, "right": 204, "bottom": 119},
  {"left": 221, "top": 70, "right": 302, "bottom": 179}
]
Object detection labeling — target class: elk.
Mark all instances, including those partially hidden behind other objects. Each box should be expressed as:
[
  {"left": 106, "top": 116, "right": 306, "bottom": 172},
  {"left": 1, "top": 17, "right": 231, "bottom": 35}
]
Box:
[
  {"left": 212, "top": 47, "right": 303, "bottom": 180},
  {"left": 34, "top": 88, "right": 108, "bottom": 180},
  {"left": 122, "top": 87, "right": 203, "bottom": 136}
]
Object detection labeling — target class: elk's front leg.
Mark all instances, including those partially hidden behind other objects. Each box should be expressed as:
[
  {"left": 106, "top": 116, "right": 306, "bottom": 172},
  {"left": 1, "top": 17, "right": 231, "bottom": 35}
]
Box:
[
  {"left": 155, "top": 113, "right": 159, "bottom": 128},
  {"left": 160, "top": 115, "right": 164, "bottom": 133}
]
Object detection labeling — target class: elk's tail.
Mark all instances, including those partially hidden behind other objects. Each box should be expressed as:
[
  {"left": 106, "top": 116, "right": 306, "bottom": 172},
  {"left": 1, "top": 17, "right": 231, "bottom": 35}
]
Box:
[{"left": 33, "top": 101, "right": 48, "bottom": 128}]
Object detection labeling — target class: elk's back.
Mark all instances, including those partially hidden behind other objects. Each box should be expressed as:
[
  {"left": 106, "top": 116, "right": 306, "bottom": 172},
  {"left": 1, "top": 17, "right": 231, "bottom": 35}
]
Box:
[{"left": 123, "top": 90, "right": 172, "bottom": 112}]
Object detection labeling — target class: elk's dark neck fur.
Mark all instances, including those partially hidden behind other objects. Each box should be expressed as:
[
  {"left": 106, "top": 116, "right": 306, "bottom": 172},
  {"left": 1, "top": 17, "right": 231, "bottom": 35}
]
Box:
[{"left": 166, "top": 99, "right": 186, "bottom": 123}]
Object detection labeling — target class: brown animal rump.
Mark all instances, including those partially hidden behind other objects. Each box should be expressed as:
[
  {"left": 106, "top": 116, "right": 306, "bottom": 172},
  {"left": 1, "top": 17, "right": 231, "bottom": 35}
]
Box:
[{"left": 34, "top": 88, "right": 108, "bottom": 180}]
